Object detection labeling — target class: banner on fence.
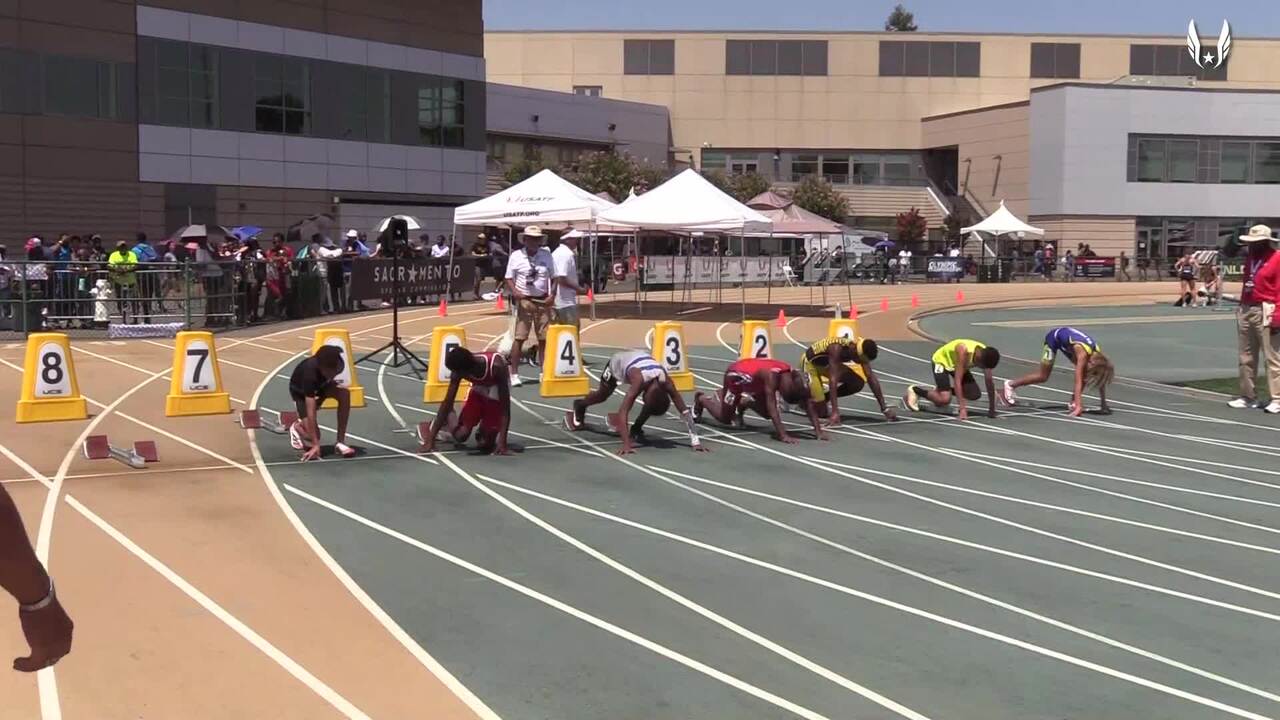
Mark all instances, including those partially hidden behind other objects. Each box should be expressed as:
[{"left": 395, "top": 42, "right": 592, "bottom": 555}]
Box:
[
  {"left": 1072, "top": 257, "right": 1116, "bottom": 279},
  {"left": 925, "top": 258, "right": 965, "bottom": 280},
  {"left": 349, "top": 257, "right": 479, "bottom": 301},
  {"left": 641, "top": 256, "right": 789, "bottom": 285}
]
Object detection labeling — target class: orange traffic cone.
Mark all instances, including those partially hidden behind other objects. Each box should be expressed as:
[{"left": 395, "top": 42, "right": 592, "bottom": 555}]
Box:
[
  {"left": 495, "top": 293, "right": 505, "bottom": 311},
  {"left": 850, "top": 304, "right": 859, "bottom": 320},
  {"left": 956, "top": 289, "right": 965, "bottom": 302},
  {"left": 776, "top": 308, "right": 787, "bottom": 327},
  {"left": 880, "top": 297, "right": 889, "bottom": 312},
  {"left": 587, "top": 286, "right": 595, "bottom": 304},
  {"left": 438, "top": 298, "right": 448, "bottom": 317},
  {"left": 911, "top": 294, "right": 919, "bottom": 308}
]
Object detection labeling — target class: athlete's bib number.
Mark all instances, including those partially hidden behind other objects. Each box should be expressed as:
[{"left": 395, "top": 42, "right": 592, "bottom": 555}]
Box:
[
  {"left": 34, "top": 343, "right": 70, "bottom": 398},
  {"left": 181, "top": 339, "right": 215, "bottom": 393},
  {"left": 322, "top": 337, "right": 351, "bottom": 388},
  {"left": 555, "top": 333, "right": 579, "bottom": 378}
]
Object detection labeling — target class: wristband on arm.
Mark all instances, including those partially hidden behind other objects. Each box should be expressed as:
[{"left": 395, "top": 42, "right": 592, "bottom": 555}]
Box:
[
  {"left": 20, "top": 580, "right": 55, "bottom": 613},
  {"left": 681, "top": 409, "right": 702, "bottom": 447}
]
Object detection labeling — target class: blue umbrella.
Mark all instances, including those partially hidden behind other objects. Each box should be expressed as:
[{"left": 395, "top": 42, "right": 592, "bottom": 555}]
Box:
[
  {"left": 229, "top": 226, "right": 263, "bottom": 242},
  {"left": 873, "top": 239, "right": 896, "bottom": 251}
]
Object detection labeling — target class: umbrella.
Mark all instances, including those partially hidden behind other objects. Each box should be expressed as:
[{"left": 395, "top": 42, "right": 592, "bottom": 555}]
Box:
[
  {"left": 172, "top": 224, "right": 229, "bottom": 241},
  {"left": 872, "top": 239, "right": 897, "bottom": 251},
  {"left": 229, "top": 225, "right": 263, "bottom": 242},
  {"left": 376, "top": 214, "right": 422, "bottom": 232},
  {"left": 286, "top": 213, "right": 337, "bottom": 245}
]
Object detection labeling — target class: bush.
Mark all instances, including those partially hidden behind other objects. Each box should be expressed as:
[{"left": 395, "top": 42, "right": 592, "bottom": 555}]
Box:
[{"left": 792, "top": 176, "right": 849, "bottom": 222}]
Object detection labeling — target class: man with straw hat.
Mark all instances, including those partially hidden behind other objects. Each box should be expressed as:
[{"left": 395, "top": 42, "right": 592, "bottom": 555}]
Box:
[{"left": 1230, "top": 224, "right": 1279, "bottom": 413}]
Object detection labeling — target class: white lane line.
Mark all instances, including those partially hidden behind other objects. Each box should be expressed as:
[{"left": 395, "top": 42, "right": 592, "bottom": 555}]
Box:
[
  {"left": 1103, "top": 444, "right": 1280, "bottom": 479},
  {"left": 426, "top": 454, "right": 930, "bottom": 719},
  {"left": 973, "top": 315, "right": 1227, "bottom": 328},
  {"left": 1065, "top": 413, "right": 1280, "bottom": 460},
  {"left": 714, "top": 322, "right": 735, "bottom": 355},
  {"left": 477, "top": 472, "right": 1280, "bottom": 715},
  {"left": 651, "top": 464, "right": 1280, "bottom": 626},
  {"left": 643, "top": 327, "right": 654, "bottom": 350},
  {"left": 836, "top": 423, "right": 1280, "bottom": 553},
  {"left": 63, "top": 494, "right": 372, "bottom": 719},
  {"left": 0, "top": 444, "right": 54, "bottom": 491},
  {"left": 245, "top": 350, "right": 494, "bottom": 718},
  {"left": 283, "top": 484, "right": 832, "bottom": 720},
  {"left": 677, "top": 306, "right": 714, "bottom": 315},
  {"left": 951, "top": 449, "right": 1280, "bottom": 511}
]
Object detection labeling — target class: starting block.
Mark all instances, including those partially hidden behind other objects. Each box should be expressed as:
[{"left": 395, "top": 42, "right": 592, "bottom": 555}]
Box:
[
  {"left": 83, "top": 435, "right": 158, "bottom": 469},
  {"left": 237, "top": 409, "right": 298, "bottom": 434}
]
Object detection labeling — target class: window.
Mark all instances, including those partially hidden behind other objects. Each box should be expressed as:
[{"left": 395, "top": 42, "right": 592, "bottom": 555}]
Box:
[
  {"left": 1167, "top": 139, "right": 1198, "bottom": 182},
  {"left": 440, "top": 79, "right": 464, "bottom": 147},
  {"left": 883, "top": 154, "right": 913, "bottom": 181},
  {"left": 416, "top": 78, "right": 464, "bottom": 148},
  {"left": 1136, "top": 138, "right": 1166, "bottom": 181},
  {"left": 43, "top": 55, "right": 121, "bottom": 119},
  {"left": 725, "top": 40, "right": 827, "bottom": 76},
  {"left": 1030, "top": 43, "right": 1080, "bottom": 79},
  {"left": 1256, "top": 142, "right": 1280, "bottom": 184},
  {"left": 700, "top": 151, "right": 726, "bottom": 171},
  {"left": 573, "top": 85, "right": 602, "bottom": 97},
  {"left": 852, "top": 153, "right": 881, "bottom": 183},
  {"left": 1221, "top": 141, "right": 1251, "bottom": 183},
  {"left": 791, "top": 154, "right": 818, "bottom": 178},
  {"left": 1129, "top": 44, "right": 1228, "bottom": 80},
  {"left": 416, "top": 81, "right": 439, "bottom": 146},
  {"left": 822, "top": 155, "right": 849, "bottom": 182},
  {"left": 623, "top": 39, "right": 674, "bottom": 75},
  {"left": 729, "top": 158, "right": 758, "bottom": 175},
  {"left": 365, "top": 68, "right": 391, "bottom": 143},
  {"left": 254, "top": 56, "right": 309, "bottom": 134},
  {"left": 155, "top": 41, "right": 218, "bottom": 128},
  {"left": 879, "top": 41, "right": 979, "bottom": 77}
]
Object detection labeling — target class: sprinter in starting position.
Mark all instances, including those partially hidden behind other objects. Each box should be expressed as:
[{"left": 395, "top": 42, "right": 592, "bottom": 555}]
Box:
[
  {"left": 802, "top": 335, "right": 898, "bottom": 425},
  {"left": 565, "top": 349, "right": 706, "bottom": 455},
  {"left": 288, "top": 345, "right": 356, "bottom": 461},
  {"left": 1000, "top": 326, "right": 1113, "bottom": 416},
  {"left": 693, "top": 358, "right": 825, "bottom": 443},
  {"left": 421, "top": 346, "right": 512, "bottom": 455},
  {"left": 902, "top": 338, "right": 1001, "bottom": 420}
]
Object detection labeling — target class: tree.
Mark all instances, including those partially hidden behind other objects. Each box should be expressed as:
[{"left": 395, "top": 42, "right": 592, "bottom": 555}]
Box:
[
  {"left": 565, "top": 150, "right": 670, "bottom": 199},
  {"left": 726, "top": 171, "right": 771, "bottom": 203},
  {"left": 503, "top": 149, "right": 554, "bottom": 186},
  {"left": 895, "top": 207, "right": 927, "bottom": 247},
  {"left": 701, "top": 169, "right": 732, "bottom": 195},
  {"left": 792, "top": 176, "right": 849, "bottom": 223},
  {"left": 884, "top": 4, "right": 918, "bottom": 31}
]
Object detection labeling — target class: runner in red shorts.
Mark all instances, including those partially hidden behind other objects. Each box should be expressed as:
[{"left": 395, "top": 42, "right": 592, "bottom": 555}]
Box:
[
  {"left": 421, "top": 346, "right": 512, "bottom": 455},
  {"left": 693, "top": 358, "right": 825, "bottom": 443}
]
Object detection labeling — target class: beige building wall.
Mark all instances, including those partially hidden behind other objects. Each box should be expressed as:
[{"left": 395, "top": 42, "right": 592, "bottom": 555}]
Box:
[
  {"left": 921, "top": 102, "right": 1030, "bottom": 217},
  {"left": 486, "top": 31, "right": 1280, "bottom": 157},
  {"left": 1034, "top": 216, "right": 1138, "bottom": 257}
]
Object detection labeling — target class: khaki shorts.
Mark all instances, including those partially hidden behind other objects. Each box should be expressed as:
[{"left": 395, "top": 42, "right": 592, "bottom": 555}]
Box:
[
  {"left": 553, "top": 305, "right": 580, "bottom": 329},
  {"left": 514, "top": 297, "right": 550, "bottom": 342}
]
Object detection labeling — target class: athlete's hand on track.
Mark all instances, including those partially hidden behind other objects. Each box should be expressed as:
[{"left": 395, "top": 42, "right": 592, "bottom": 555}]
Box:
[
  {"left": 883, "top": 407, "right": 899, "bottom": 422},
  {"left": 987, "top": 409, "right": 998, "bottom": 419},
  {"left": 1098, "top": 405, "right": 1112, "bottom": 415},
  {"left": 300, "top": 446, "right": 322, "bottom": 462},
  {"left": 14, "top": 598, "right": 73, "bottom": 673},
  {"left": 778, "top": 434, "right": 798, "bottom": 444},
  {"left": 617, "top": 443, "right": 636, "bottom": 456},
  {"left": 958, "top": 407, "right": 968, "bottom": 421},
  {"left": 826, "top": 412, "right": 842, "bottom": 427},
  {"left": 692, "top": 443, "right": 710, "bottom": 453}
]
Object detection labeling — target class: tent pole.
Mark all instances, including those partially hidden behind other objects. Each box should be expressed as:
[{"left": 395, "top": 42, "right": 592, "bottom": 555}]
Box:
[
  {"left": 740, "top": 229, "right": 746, "bottom": 323},
  {"left": 844, "top": 233, "right": 853, "bottom": 314},
  {"left": 766, "top": 232, "right": 773, "bottom": 305},
  {"left": 446, "top": 223, "right": 457, "bottom": 306},
  {"left": 589, "top": 221, "right": 597, "bottom": 321},
  {"left": 809, "top": 237, "right": 814, "bottom": 307}
]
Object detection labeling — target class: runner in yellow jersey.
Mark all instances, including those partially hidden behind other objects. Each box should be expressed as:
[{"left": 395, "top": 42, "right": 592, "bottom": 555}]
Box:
[
  {"left": 801, "top": 336, "right": 897, "bottom": 425},
  {"left": 902, "top": 338, "right": 1001, "bottom": 420}
]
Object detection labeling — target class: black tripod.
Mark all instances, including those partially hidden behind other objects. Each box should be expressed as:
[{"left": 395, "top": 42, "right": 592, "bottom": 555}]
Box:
[{"left": 357, "top": 220, "right": 427, "bottom": 377}]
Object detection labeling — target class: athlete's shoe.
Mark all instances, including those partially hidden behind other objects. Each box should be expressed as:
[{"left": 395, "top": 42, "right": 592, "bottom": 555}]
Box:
[
  {"left": 288, "top": 420, "right": 308, "bottom": 450},
  {"left": 692, "top": 392, "right": 704, "bottom": 422},
  {"left": 510, "top": 374, "right": 524, "bottom": 388},
  {"left": 334, "top": 442, "right": 356, "bottom": 458},
  {"left": 563, "top": 409, "right": 584, "bottom": 431},
  {"left": 901, "top": 388, "right": 920, "bottom": 412},
  {"left": 1265, "top": 401, "right": 1280, "bottom": 415},
  {"left": 1227, "top": 397, "right": 1253, "bottom": 409},
  {"left": 998, "top": 380, "right": 1018, "bottom": 407}
]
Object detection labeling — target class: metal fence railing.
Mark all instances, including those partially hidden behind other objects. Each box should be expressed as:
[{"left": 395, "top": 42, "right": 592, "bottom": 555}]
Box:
[{"left": 0, "top": 258, "right": 471, "bottom": 339}]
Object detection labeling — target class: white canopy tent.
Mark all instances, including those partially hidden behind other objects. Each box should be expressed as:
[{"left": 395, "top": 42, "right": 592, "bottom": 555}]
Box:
[
  {"left": 962, "top": 201, "right": 1044, "bottom": 266},
  {"left": 452, "top": 168, "right": 617, "bottom": 227}
]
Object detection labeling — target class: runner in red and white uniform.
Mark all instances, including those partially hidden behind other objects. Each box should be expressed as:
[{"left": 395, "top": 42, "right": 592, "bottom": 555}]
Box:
[
  {"left": 421, "top": 346, "right": 512, "bottom": 455},
  {"left": 693, "top": 358, "right": 825, "bottom": 443}
]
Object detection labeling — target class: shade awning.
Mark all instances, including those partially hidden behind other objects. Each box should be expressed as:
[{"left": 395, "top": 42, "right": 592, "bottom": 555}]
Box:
[
  {"left": 961, "top": 200, "right": 1044, "bottom": 237},
  {"left": 746, "top": 191, "right": 844, "bottom": 234},
  {"left": 452, "top": 169, "right": 616, "bottom": 226},
  {"left": 596, "top": 169, "right": 773, "bottom": 233}
]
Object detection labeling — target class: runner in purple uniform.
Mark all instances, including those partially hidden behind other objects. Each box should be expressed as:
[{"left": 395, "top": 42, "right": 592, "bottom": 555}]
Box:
[{"left": 999, "top": 327, "right": 1114, "bottom": 417}]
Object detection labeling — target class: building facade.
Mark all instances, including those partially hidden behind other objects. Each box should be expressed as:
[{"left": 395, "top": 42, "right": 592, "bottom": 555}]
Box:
[
  {"left": 487, "top": 29, "right": 1280, "bottom": 250},
  {"left": 0, "top": 0, "right": 487, "bottom": 242}
]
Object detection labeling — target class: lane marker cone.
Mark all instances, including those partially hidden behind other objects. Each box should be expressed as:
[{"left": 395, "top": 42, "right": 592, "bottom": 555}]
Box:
[
  {"left": 911, "top": 294, "right": 919, "bottom": 308},
  {"left": 496, "top": 293, "right": 505, "bottom": 311},
  {"left": 438, "top": 298, "right": 448, "bottom": 317},
  {"left": 776, "top": 309, "right": 787, "bottom": 327},
  {"left": 587, "top": 286, "right": 595, "bottom": 303},
  {"left": 956, "top": 289, "right": 965, "bottom": 302},
  {"left": 850, "top": 304, "right": 859, "bottom": 320},
  {"left": 880, "top": 298, "right": 889, "bottom": 312}
]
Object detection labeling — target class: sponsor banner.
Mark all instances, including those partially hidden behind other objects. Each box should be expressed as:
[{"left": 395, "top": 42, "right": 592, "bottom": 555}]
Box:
[
  {"left": 925, "top": 257, "right": 965, "bottom": 280},
  {"left": 349, "top": 257, "right": 479, "bottom": 301},
  {"left": 1072, "top": 257, "right": 1116, "bottom": 279},
  {"left": 641, "top": 256, "right": 789, "bottom": 285}
]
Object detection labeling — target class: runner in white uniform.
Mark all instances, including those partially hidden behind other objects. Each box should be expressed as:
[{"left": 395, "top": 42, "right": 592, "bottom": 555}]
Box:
[{"left": 565, "top": 349, "right": 706, "bottom": 455}]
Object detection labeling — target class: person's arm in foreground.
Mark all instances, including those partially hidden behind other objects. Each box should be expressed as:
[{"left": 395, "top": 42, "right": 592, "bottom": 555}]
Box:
[
  {"left": 955, "top": 345, "right": 970, "bottom": 420},
  {"left": 984, "top": 367, "right": 998, "bottom": 418},
  {"left": 665, "top": 380, "right": 708, "bottom": 453},
  {"left": 863, "top": 364, "right": 898, "bottom": 421},
  {"left": 422, "top": 375, "right": 463, "bottom": 453},
  {"left": 494, "top": 362, "right": 513, "bottom": 456},
  {"left": 0, "top": 487, "right": 72, "bottom": 671},
  {"left": 301, "top": 396, "right": 322, "bottom": 462},
  {"left": 761, "top": 372, "right": 795, "bottom": 443},
  {"left": 804, "top": 399, "right": 828, "bottom": 440},
  {"left": 1070, "top": 346, "right": 1088, "bottom": 417},
  {"left": 825, "top": 345, "right": 844, "bottom": 425},
  {"left": 615, "top": 376, "right": 645, "bottom": 455}
]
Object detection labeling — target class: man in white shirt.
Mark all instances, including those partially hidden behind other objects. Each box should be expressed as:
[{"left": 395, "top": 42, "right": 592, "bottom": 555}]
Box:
[
  {"left": 898, "top": 248, "right": 913, "bottom": 282},
  {"left": 504, "top": 226, "right": 554, "bottom": 385},
  {"left": 552, "top": 234, "right": 584, "bottom": 330},
  {"left": 430, "top": 235, "right": 451, "bottom": 259}
]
